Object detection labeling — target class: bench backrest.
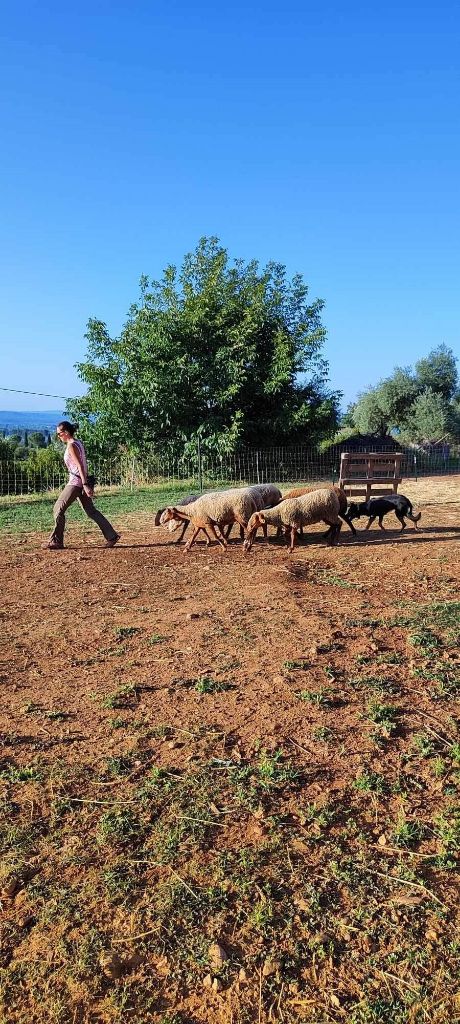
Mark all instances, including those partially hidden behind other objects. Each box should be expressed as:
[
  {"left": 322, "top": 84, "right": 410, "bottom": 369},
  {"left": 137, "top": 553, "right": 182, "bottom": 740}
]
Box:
[{"left": 339, "top": 452, "right": 402, "bottom": 498}]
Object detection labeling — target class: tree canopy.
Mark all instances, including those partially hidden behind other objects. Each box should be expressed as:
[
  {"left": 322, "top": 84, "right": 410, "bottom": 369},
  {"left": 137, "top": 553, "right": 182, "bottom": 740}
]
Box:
[
  {"left": 350, "top": 345, "right": 459, "bottom": 442},
  {"left": 68, "top": 238, "right": 340, "bottom": 457}
]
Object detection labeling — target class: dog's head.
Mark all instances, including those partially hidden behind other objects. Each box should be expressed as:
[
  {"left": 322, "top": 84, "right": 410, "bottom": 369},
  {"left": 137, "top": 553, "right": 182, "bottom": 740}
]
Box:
[{"left": 347, "top": 502, "right": 361, "bottom": 520}]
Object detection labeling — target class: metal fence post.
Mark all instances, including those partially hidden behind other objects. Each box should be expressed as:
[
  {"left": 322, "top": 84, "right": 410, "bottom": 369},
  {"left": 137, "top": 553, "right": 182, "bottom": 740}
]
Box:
[{"left": 197, "top": 437, "right": 203, "bottom": 493}]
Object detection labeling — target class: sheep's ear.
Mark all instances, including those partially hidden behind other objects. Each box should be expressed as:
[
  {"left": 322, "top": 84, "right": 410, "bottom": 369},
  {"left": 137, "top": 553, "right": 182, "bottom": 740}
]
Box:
[
  {"left": 154, "top": 508, "right": 165, "bottom": 526},
  {"left": 258, "top": 512, "right": 266, "bottom": 524},
  {"left": 164, "top": 506, "right": 177, "bottom": 519}
]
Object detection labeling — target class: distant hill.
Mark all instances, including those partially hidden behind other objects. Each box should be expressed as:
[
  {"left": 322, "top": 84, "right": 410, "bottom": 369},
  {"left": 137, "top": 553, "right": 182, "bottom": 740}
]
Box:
[{"left": 0, "top": 410, "right": 64, "bottom": 433}]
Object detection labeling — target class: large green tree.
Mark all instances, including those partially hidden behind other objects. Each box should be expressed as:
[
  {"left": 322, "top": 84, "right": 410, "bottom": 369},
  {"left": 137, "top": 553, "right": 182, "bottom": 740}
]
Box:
[
  {"left": 350, "top": 345, "right": 459, "bottom": 441},
  {"left": 68, "top": 238, "right": 340, "bottom": 457}
]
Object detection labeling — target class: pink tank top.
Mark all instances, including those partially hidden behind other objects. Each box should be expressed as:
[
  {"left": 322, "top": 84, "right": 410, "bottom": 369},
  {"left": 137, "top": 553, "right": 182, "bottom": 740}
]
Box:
[{"left": 64, "top": 439, "right": 88, "bottom": 484}]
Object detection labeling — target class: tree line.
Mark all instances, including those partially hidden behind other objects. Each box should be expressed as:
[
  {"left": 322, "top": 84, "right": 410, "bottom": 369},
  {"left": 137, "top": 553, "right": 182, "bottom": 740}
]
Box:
[{"left": 2, "top": 237, "right": 459, "bottom": 469}]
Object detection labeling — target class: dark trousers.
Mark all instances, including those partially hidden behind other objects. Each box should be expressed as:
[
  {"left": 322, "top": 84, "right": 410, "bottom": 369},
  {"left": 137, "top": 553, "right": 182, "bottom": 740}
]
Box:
[{"left": 49, "top": 484, "right": 118, "bottom": 545}]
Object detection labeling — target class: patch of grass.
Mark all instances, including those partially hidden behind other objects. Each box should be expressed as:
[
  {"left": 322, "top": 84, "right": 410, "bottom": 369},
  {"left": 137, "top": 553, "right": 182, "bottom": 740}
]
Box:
[
  {"left": 43, "top": 709, "right": 69, "bottom": 721},
  {"left": 366, "top": 701, "right": 399, "bottom": 735},
  {"left": 296, "top": 686, "right": 334, "bottom": 706},
  {"left": 313, "top": 726, "right": 333, "bottom": 742},
  {"left": 346, "top": 616, "right": 384, "bottom": 628},
  {"left": 97, "top": 809, "right": 140, "bottom": 846},
  {"left": 409, "top": 627, "right": 440, "bottom": 652},
  {"left": 105, "top": 755, "right": 133, "bottom": 776},
  {"left": 353, "top": 770, "right": 387, "bottom": 794},
  {"left": 257, "top": 750, "right": 300, "bottom": 790},
  {"left": 411, "top": 731, "right": 436, "bottom": 758},
  {"left": 109, "top": 716, "right": 129, "bottom": 730},
  {"left": 148, "top": 633, "right": 167, "bottom": 645},
  {"left": 283, "top": 659, "right": 310, "bottom": 670},
  {"left": 194, "top": 676, "right": 231, "bottom": 694},
  {"left": 114, "top": 626, "right": 142, "bottom": 641},
  {"left": 0, "top": 764, "right": 42, "bottom": 783},
  {"left": 392, "top": 814, "right": 424, "bottom": 847},
  {"left": 99, "top": 683, "right": 138, "bottom": 709},
  {"left": 321, "top": 572, "right": 359, "bottom": 588},
  {"left": 348, "top": 675, "right": 398, "bottom": 694}
]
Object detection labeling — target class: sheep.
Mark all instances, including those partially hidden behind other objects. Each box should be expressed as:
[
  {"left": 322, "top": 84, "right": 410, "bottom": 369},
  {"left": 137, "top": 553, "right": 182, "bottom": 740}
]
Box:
[
  {"left": 154, "top": 494, "right": 200, "bottom": 544},
  {"left": 281, "top": 485, "right": 356, "bottom": 536},
  {"left": 161, "top": 487, "right": 264, "bottom": 552},
  {"left": 157, "top": 484, "right": 282, "bottom": 546},
  {"left": 223, "top": 484, "right": 282, "bottom": 540},
  {"left": 244, "top": 488, "right": 342, "bottom": 553}
]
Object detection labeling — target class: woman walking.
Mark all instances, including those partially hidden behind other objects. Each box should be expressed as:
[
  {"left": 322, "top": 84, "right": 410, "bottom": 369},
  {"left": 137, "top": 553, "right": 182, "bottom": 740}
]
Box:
[{"left": 46, "top": 422, "right": 120, "bottom": 550}]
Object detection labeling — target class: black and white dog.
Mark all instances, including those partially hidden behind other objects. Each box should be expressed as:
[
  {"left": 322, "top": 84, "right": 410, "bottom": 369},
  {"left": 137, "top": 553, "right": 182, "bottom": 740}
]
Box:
[{"left": 347, "top": 494, "right": 421, "bottom": 531}]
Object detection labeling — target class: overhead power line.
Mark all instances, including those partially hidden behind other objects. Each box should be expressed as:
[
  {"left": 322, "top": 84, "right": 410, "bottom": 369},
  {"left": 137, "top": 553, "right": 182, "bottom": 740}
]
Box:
[{"left": 0, "top": 385, "right": 69, "bottom": 397}]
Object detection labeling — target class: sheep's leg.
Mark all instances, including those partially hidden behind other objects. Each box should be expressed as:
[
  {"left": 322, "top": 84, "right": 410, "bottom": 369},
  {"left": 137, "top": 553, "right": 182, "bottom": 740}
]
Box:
[
  {"left": 174, "top": 521, "right": 189, "bottom": 544},
  {"left": 206, "top": 522, "right": 227, "bottom": 550},
  {"left": 324, "top": 519, "right": 341, "bottom": 546},
  {"left": 289, "top": 525, "right": 298, "bottom": 552},
  {"left": 214, "top": 523, "right": 228, "bottom": 544},
  {"left": 233, "top": 514, "right": 248, "bottom": 540},
  {"left": 183, "top": 527, "right": 201, "bottom": 552}
]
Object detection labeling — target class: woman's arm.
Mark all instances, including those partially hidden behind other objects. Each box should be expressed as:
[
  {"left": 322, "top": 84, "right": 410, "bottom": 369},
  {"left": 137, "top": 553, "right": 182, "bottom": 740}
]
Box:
[{"left": 69, "top": 442, "right": 93, "bottom": 496}]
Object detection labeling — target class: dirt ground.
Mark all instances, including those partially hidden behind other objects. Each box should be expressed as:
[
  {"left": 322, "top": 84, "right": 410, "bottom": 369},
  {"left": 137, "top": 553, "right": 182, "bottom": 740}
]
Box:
[{"left": 1, "top": 477, "right": 459, "bottom": 1024}]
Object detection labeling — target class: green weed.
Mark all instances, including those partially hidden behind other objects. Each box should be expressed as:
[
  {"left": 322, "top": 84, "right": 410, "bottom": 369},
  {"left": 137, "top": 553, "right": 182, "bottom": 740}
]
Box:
[
  {"left": 296, "top": 686, "right": 333, "bottom": 706},
  {"left": 353, "top": 770, "right": 387, "bottom": 794},
  {"left": 114, "top": 626, "right": 142, "bottom": 641},
  {"left": 366, "top": 701, "right": 399, "bottom": 734},
  {"left": 392, "top": 814, "right": 423, "bottom": 847},
  {"left": 194, "top": 676, "right": 230, "bottom": 694}
]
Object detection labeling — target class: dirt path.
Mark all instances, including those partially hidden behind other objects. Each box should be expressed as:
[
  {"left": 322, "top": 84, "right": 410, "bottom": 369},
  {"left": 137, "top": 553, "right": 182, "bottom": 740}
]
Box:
[{"left": 1, "top": 479, "right": 459, "bottom": 1023}]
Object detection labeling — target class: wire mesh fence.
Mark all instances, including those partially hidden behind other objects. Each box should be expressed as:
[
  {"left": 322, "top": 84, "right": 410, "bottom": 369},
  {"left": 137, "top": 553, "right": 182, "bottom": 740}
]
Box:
[{"left": 1, "top": 442, "right": 459, "bottom": 498}]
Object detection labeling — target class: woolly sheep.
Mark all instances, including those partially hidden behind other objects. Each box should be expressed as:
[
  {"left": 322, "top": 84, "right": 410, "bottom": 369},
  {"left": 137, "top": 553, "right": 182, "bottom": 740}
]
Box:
[
  {"left": 281, "top": 484, "right": 356, "bottom": 536},
  {"left": 244, "top": 487, "right": 342, "bottom": 553},
  {"left": 157, "top": 484, "right": 282, "bottom": 547},
  {"left": 223, "top": 484, "right": 282, "bottom": 540},
  {"left": 161, "top": 487, "right": 263, "bottom": 551}
]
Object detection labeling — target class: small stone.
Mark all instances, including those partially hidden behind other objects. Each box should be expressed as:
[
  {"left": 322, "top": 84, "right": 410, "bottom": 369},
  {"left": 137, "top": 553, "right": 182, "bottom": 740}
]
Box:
[
  {"left": 1, "top": 875, "right": 19, "bottom": 899},
  {"left": 238, "top": 968, "right": 247, "bottom": 983},
  {"left": 425, "top": 928, "right": 439, "bottom": 941},
  {"left": 99, "top": 953, "right": 123, "bottom": 979},
  {"left": 262, "top": 959, "right": 277, "bottom": 977},
  {"left": 212, "top": 977, "right": 221, "bottom": 992},
  {"left": 208, "top": 941, "right": 228, "bottom": 971},
  {"left": 377, "top": 834, "right": 387, "bottom": 846},
  {"left": 186, "top": 612, "right": 200, "bottom": 621},
  {"left": 203, "top": 973, "right": 213, "bottom": 989}
]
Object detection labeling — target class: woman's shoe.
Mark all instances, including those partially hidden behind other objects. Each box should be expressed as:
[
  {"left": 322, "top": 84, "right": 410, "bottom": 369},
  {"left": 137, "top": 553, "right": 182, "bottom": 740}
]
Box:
[
  {"left": 44, "top": 540, "right": 64, "bottom": 550},
  {"left": 105, "top": 534, "right": 120, "bottom": 548}
]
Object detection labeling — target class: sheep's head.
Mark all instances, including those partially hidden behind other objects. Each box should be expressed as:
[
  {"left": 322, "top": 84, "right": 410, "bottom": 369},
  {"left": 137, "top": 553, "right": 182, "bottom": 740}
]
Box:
[
  {"left": 161, "top": 507, "right": 179, "bottom": 523},
  {"left": 243, "top": 511, "right": 264, "bottom": 551},
  {"left": 157, "top": 508, "right": 182, "bottom": 532}
]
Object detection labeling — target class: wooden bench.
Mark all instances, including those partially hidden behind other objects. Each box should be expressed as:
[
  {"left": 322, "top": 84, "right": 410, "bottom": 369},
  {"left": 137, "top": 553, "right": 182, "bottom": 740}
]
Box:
[{"left": 339, "top": 452, "right": 402, "bottom": 500}]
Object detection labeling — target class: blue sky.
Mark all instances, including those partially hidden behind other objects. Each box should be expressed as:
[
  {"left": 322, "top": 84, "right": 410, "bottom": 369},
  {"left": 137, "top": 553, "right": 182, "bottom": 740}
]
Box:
[{"left": 0, "top": 0, "right": 459, "bottom": 412}]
